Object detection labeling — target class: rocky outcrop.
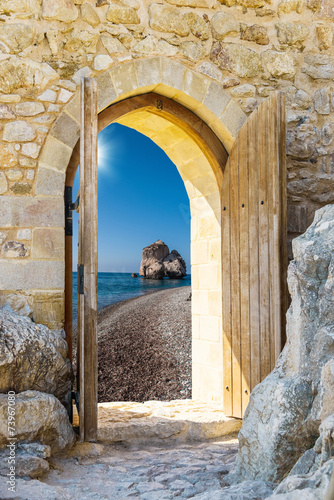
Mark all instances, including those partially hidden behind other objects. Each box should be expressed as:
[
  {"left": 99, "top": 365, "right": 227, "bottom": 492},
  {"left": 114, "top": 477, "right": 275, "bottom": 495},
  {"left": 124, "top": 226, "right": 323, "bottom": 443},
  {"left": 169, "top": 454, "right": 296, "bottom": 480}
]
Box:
[
  {"left": 0, "top": 391, "right": 75, "bottom": 455},
  {"left": 233, "top": 204, "right": 334, "bottom": 483},
  {"left": 0, "top": 310, "right": 73, "bottom": 406},
  {"left": 139, "top": 240, "right": 187, "bottom": 279}
]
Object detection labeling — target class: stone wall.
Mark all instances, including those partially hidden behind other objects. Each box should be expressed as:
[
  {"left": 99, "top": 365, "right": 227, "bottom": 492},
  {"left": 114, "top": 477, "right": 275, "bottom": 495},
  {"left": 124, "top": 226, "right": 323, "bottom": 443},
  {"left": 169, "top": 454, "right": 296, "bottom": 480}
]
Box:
[{"left": 0, "top": 0, "right": 333, "bottom": 328}]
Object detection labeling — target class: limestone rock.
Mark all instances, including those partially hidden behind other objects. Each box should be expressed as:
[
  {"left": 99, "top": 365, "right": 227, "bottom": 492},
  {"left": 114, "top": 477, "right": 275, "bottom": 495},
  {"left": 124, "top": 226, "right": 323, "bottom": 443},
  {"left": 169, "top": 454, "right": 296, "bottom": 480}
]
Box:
[
  {"left": 106, "top": 2, "right": 140, "bottom": 24},
  {"left": 42, "top": 0, "right": 79, "bottom": 22},
  {"left": 314, "top": 87, "right": 330, "bottom": 114},
  {"left": 211, "top": 42, "right": 261, "bottom": 78},
  {"left": 0, "top": 172, "right": 7, "bottom": 194},
  {"left": 222, "top": 77, "right": 241, "bottom": 88},
  {"left": 3, "top": 121, "right": 36, "bottom": 142},
  {"left": 139, "top": 240, "right": 186, "bottom": 279},
  {"left": 81, "top": 2, "right": 100, "bottom": 27},
  {"left": 0, "top": 145, "right": 17, "bottom": 168},
  {"left": 240, "top": 24, "right": 269, "bottom": 45},
  {"left": 0, "top": 310, "right": 73, "bottom": 405},
  {"left": 302, "top": 54, "right": 334, "bottom": 79},
  {"left": 15, "top": 102, "right": 45, "bottom": 116},
  {"left": 216, "top": 481, "right": 275, "bottom": 499},
  {"left": 231, "top": 84, "right": 256, "bottom": 97},
  {"left": 149, "top": 4, "right": 190, "bottom": 37},
  {"left": 237, "top": 0, "right": 266, "bottom": 7},
  {"left": 65, "top": 29, "right": 99, "bottom": 54},
  {"left": 293, "top": 89, "right": 311, "bottom": 109},
  {"left": 262, "top": 50, "right": 296, "bottom": 79},
  {"left": 0, "top": 105, "right": 15, "bottom": 119},
  {"left": 276, "top": 22, "right": 309, "bottom": 47},
  {"left": 0, "top": 443, "right": 50, "bottom": 478},
  {"left": 133, "top": 35, "right": 178, "bottom": 56},
  {"left": 0, "top": 391, "right": 75, "bottom": 455},
  {"left": 0, "top": 57, "right": 58, "bottom": 94},
  {"left": 316, "top": 25, "right": 333, "bottom": 51},
  {"left": 186, "top": 12, "right": 210, "bottom": 40},
  {"left": 210, "top": 12, "right": 240, "bottom": 40},
  {"left": 101, "top": 35, "right": 126, "bottom": 55},
  {"left": 0, "top": 0, "right": 41, "bottom": 15},
  {"left": 232, "top": 204, "right": 334, "bottom": 482},
  {"left": 93, "top": 54, "right": 113, "bottom": 71},
  {"left": 287, "top": 125, "right": 316, "bottom": 159},
  {"left": 166, "top": 0, "right": 217, "bottom": 6},
  {"left": 2, "top": 241, "right": 29, "bottom": 257},
  {"left": 0, "top": 24, "right": 35, "bottom": 54},
  {"left": 278, "top": 0, "right": 303, "bottom": 13},
  {"left": 197, "top": 61, "right": 222, "bottom": 81},
  {"left": 131, "top": 273, "right": 138, "bottom": 277},
  {"left": 180, "top": 41, "right": 206, "bottom": 62}
]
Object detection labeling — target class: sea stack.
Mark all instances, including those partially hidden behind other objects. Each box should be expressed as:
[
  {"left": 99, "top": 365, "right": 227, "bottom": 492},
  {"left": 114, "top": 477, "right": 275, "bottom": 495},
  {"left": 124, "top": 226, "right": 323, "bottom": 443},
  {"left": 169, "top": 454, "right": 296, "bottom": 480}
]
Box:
[{"left": 139, "top": 240, "right": 186, "bottom": 279}]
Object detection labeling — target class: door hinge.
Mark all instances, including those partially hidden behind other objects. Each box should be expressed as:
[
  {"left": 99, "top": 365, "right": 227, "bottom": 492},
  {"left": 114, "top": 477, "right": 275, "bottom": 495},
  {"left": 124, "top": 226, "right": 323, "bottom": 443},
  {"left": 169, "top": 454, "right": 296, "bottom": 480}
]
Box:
[
  {"left": 65, "top": 186, "right": 80, "bottom": 236},
  {"left": 78, "top": 264, "right": 84, "bottom": 295}
]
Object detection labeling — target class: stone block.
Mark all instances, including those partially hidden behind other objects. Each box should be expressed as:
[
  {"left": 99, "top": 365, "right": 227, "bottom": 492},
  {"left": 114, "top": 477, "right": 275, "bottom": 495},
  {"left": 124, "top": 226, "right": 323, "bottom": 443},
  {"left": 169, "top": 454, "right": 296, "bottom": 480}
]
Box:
[
  {"left": 211, "top": 42, "right": 261, "bottom": 78},
  {"left": 161, "top": 59, "right": 185, "bottom": 92},
  {"left": 42, "top": 0, "right": 79, "bottom": 22},
  {"left": 10, "top": 182, "right": 32, "bottom": 195},
  {"left": 191, "top": 240, "right": 209, "bottom": 265},
  {"left": 0, "top": 260, "right": 64, "bottom": 290},
  {"left": 32, "top": 228, "right": 64, "bottom": 260},
  {"left": 94, "top": 55, "right": 113, "bottom": 72},
  {"left": 96, "top": 71, "right": 118, "bottom": 112},
  {"left": 110, "top": 61, "right": 138, "bottom": 97},
  {"left": 17, "top": 229, "right": 31, "bottom": 240},
  {"left": 3, "top": 121, "right": 36, "bottom": 142},
  {"left": 192, "top": 174, "right": 220, "bottom": 197},
  {"left": 210, "top": 12, "right": 240, "bottom": 40},
  {"left": 106, "top": 2, "right": 139, "bottom": 24},
  {"left": 192, "top": 290, "right": 210, "bottom": 316},
  {"left": 220, "top": 100, "right": 247, "bottom": 138},
  {"left": 149, "top": 3, "right": 189, "bottom": 36},
  {"left": 181, "top": 41, "right": 206, "bottom": 63},
  {"left": 135, "top": 57, "right": 162, "bottom": 89},
  {"left": 199, "top": 315, "right": 221, "bottom": 342},
  {"left": 208, "top": 290, "right": 222, "bottom": 317},
  {"left": 182, "top": 69, "right": 209, "bottom": 105},
  {"left": 165, "top": 138, "right": 202, "bottom": 166},
  {"left": 65, "top": 92, "right": 80, "bottom": 124},
  {"left": 199, "top": 264, "right": 220, "bottom": 290},
  {"left": 50, "top": 112, "right": 80, "bottom": 149},
  {"left": 287, "top": 205, "right": 308, "bottom": 233},
  {"left": 35, "top": 166, "right": 65, "bottom": 196},
  {"left": 192, "top": 363, "right": 223, "bottom": 401},
  {"left": 203, "top": 81, "right": 231, "bottom": 118},
  {"left": 0, "top": 172, "right": 7, "bottom": 194},
  {"left": 0, "top": 105, "right": 15, "bottom": 119},
  {"left": 6, "top": 168, "right": 23, "bottom": 182},
  {"left": 0, "top": 196, "right": 64, "bottom": 228},
  {"left": 38, "top": 135, "right": 72, "bottom": 172},
  {"left": 0, "top": 145, "right": 17, "bottom": 169},
  {"left": 32, "top": 290, "right": 65, "bottom": 330},
  {"left": 81, "top": 2, "right": 100, "bottom": 27},
  {"left": 21, "top": 143, "right": 41, "bottom": 159},
  {"left": 192, "top": 339, "right": 222, "bottom": 366},
  {"left": 15, "top": 102, "right": 45, "bottom": 116},
  {"left": 2, "top": 241, "right": 29, "bottom": 258}
]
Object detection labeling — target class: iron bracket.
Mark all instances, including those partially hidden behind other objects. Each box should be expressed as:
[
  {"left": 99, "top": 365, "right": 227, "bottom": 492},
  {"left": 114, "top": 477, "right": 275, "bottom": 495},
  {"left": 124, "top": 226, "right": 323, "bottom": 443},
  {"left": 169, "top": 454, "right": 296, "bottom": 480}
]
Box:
[
  {"left": 65, "top": 186, "right": 80, "bottom": 236},
  {"left": 78, "top": 264, "right": 84, "bottom": 295}
]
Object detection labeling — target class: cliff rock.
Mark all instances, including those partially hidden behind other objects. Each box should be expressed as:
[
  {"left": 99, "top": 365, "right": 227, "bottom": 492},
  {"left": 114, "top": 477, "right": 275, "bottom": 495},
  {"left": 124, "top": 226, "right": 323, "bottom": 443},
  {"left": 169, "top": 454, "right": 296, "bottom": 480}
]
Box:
[
  {"left": 139, "top": 240, "right": 187, "bottom": 279},
  {"left": 0, "top": 310, "right": 73, "bottom": 407},
  {"left": 232, "top": 204, "right": 334, "bottom": 483}
]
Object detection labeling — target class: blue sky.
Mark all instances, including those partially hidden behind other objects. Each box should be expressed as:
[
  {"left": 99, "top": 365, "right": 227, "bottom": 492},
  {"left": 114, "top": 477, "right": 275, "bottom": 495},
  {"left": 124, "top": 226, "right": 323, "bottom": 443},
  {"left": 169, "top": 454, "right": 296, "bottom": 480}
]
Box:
[{"left": 72, "top": 123, "right": 190, "bottom": 273}]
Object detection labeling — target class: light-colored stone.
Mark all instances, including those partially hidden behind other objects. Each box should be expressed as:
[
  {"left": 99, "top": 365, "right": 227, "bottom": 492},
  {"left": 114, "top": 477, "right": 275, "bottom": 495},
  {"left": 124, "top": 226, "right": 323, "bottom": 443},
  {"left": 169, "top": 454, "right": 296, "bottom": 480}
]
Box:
[
  {"left": 57, "top": 88, "right": 73, "bottom": 103},
  {"left": 211, "top": 42, "right": 261, "bottom": 78},
  {"left": 197, "top": 61, "right": 222, "bottom": 82},
  {"left": 181, "top": 41, "right": 206, "bottom": 62},
  {"left": 233, "top": 204, "right": 334, "bottom": 483},
  {"left": 0, "top": 196, "right": 64, "bottom": 228},
  {"left": 101, "top": 35, "right": 126, "bottom": 55},
  {"left": 17, "top": 229, "right": 31, "bottom": 240},
  {"left": 0, "top": 23, "right": 35, "bottom": 54},
  {"left": 93, "top": 54, "right": 114, "bottom": 71},
  {"left": 276, "top": 22, "right": 310, "bottom": 47},
  {"left": 0, "top": 309, "right": 72, "bottom": 405},
  {"left": 240, "top": 23, "right": 269, "bottom": 45},
  {"left": 72, "top": 66, "right": 92, "bottom": 85},
  {"left": 2, "top": 240, "right": 29, "bottom": 257},
  {"left": 15, "top": 102, "right": 45, "bottom": 116},
  {"left": 316, "top": 25, "right": 333, "bottom": 51},
  {"left": 133, "top": 35, "right": 178, "bottom": 56},
  {"left": 0, "top": 391, "right": 75, "bottom": 455},
  {"left": 210, "top": 12, "right": 240, "bottom": 40},
  {"left": 149, "top": 4, "right": 190, "bottom": 37},
  {"left": 186, "top": 12, "right": 210, "bottom": 40},
  {"left": 0, "top": 104, "right": 15, "bottom": 119},
  {"left": 3, "top": 121, "right": 36, "bottom": 142},
  {"left": 314, "top": 87, "right": 330, "bottom": 114},
  {"left": 81, "top": 2, "right": 100, "bottom": 27},
  {"left": 0, "top": 145, "right": 17, "bottom": 168},
  {"left": 64, "top": 29, "right": 99, "bottom": 54},
  {"left": 106, "top": 1, "right": 140, "bottom": 24},
  {"left": 0, "top": 260, "right": 64, "bottom": 289},
  {"left": 302, "top": 54, "right": 334, "bottom": 79},
  {"left": 262, "top": 50, "right": 296, "bottom": 79},
  {"left": 166, "top": 0, "right": 217, "bottom": 6},
  {"left": 237, "top": 0, "right": 266, "bottom": 7},
  {"left": 21, "top": 142, "right": 41, "bottom": 159},
  {"left": 6, "top": 168, "right": 24, "bottom": 181},
  {"left": 222, "top": 77, "right": 241, "bottom": 88},
  {"left": 0, "top": 172, "right": 7, "bottom": 194},
  {"left": 0, "top": 0, "right": 41, "bottom": 15},
  {"left": 42, "top": 0, "right": 79, "bottom": 22},
  {"left": 0, "top": 94, "right": 21, "bottom": 103},
  {"left": 278, "top": 0, "right": 303, "bottom": 13},
  {"left": 293, "top": 89, "right": 311, "bottom": 109},
  {"left": 0, "top": 57, "right": 58, "bottom": 94},
  {"left": 231, "top": 84, "right": 256, "bottom": 97},
  {"left": 32, "top": 228, "right": 64, "bottom": 260}
]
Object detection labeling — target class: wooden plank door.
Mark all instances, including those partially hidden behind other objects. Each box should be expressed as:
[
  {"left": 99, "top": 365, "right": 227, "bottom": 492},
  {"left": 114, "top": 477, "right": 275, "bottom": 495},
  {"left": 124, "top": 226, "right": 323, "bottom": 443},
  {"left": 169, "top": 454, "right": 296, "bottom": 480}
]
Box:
[
  {"left": 77, "top": 77, "right": 98, "bottom": 441},
  {"left": 222, "top": 92, "right": 287, "bottom": 418}
]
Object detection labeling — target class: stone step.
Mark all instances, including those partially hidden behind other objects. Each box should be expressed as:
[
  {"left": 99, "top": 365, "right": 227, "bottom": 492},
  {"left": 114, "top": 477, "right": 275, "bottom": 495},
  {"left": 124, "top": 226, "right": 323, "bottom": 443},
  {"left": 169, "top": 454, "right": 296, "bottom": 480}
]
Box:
[{"left": 75, "top": 400, "right": 242, "bottom": 445}]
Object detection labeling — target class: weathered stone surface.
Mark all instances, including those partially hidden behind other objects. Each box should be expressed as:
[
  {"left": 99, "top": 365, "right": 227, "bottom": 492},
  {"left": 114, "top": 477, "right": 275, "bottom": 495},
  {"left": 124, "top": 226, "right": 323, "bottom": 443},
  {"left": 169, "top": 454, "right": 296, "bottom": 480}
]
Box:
[
  {"left": 65, "top": 29, "right": 99, "bottom": 53},
  {"left": 2, "top": 240, "right": 29, "bottom": 257},
  {"left": 215, "top": 481, "right": 275, "bottom": 499},
  {"left": 278, "top": 0, "right": 303, "bottom": 12},
  {"left": 101, "top": 34, "right": 126, "bottom": 54},
  {"left": 3, "top": 121, "right": 36, "bottom": 142},
  {"left": 316, "top": 25, "right": 333, "bottom": 51},
  {"left": 237, "top": 0, "right": 266, "bottom": 7},
  {"left": 0, "top": 145, "right": 17, "bottom": 168},
  {"left": 106, "top": 2, "right": 139, "bottom": 24},
  {"left": 0, "top": 24, "right": 35, "bottom": 54},
  {"left": 231, "top": 84, "right": 256, "bottom": 97},
  {"left": 139, "top": 240, "right": 186, "bottom": 279},
  {"left": 15, "top": 102, "right": 45, "bottom": 116},
  {"left": 0, "top": 57, "right": 58, "bottom": 94},
  {"left": 210, "top": 12, "right": 240, "bottom": 40},
  {"left": 262, "top": 50, "right": 296, "bottom": 79},
  {"left": 314, "top": 87, "right": 330, "bottom": 114},
  {"left": 0, "top": 391, "right": 75, "bottom": 455},
  {"left": 166, "top": 0, "right": 217, "bottom": 6},
  {"left": 180, "top": 41, "right": 206, "bottom": 62},
  {"left": 0, "top": 104, "right": 15, "bottom": 119},
  {"left": 93, "top": 54, "right": 113, "bottom": 71},
  {"left": 38, "top": 89, "right": 57, "bottom": 102},
  {"left": 32, "top": 227, "right": 64, "bottom": 260},
  {"left": 21, "top": 142, "right": 41, "bottom": 159},
  {"left": 10, "top": 182, "right": 32, "bottom": 195},
  {"left": 302, "top": 54, "right": 334, "bottom": 79},
  {"left": 81, "top": 2, "right": 100, "bottom": 27},
  {"left": 197, "top": 61, "right": 222, "bottom": 81},
  {"left": 293, "top": 89, "right": 311, "bottom": 109},
  {"left": 0, "top": 310, "right": 72, "bottom": 404},
  {"left": 0, "top": 172, "right": 7, "bottom": 194},
  {"left": 186, "top": 12, "right": 210, "bottom": 40},
  {"left": 211, "top": 42, "right": 261, "bottom": 78},
  {"left": 149, "top": 4, "right": 190, "bottom": 36},
  {"left": 0, "top": 0, "right": 41, "bottom": 15},
  {"left": 276, "top": 22, "right": 310, "bottom": 47},
  {"left": 319, "top": 0, "right": 334, "bottom": 18},
  {"left": 57, "top": 88, "right": 72, "bottom": 103},
  {"left": 232, "top": 204, "right": 334, "bottom": 482},
  {"left": 0, "top": 443, "right": 50, "bottom": 478},
  {"left": 222, "top": 77, "right": 241, "bottom": 88},
  {"left": 6, "top": 168, "right": 23, "bottom": 181},
  {"left": 133, "top": 35, "right": 178, "bottom": 56},
  {"left": 42, "top": 0, "right": 78, "bottom": 22},
  {"left": 240, "top": 24, "right": 269, "bottom": 45}
]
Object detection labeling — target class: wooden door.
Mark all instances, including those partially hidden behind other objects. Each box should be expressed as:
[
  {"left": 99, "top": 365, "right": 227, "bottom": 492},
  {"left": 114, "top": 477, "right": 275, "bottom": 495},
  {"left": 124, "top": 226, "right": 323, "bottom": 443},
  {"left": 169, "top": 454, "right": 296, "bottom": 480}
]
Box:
[
  {"left": 222, "top": 92, "right": 287, "bottom": 418},
  {"left": 77, "top": 77, "right": 98, "bottom": 441}
]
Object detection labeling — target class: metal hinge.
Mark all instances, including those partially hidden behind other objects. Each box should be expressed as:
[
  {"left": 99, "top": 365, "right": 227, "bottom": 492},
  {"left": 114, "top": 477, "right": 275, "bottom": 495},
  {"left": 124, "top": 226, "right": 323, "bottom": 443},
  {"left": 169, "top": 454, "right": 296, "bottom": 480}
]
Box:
[
  {"left": 78, "top": 264, "right": 84, "bottom": 295},
  {"left": 65, "top": 186, "right": 80, "bottom": 236},
  {"left": 157, "top": 99, "right": 163, "bottom": 111}
]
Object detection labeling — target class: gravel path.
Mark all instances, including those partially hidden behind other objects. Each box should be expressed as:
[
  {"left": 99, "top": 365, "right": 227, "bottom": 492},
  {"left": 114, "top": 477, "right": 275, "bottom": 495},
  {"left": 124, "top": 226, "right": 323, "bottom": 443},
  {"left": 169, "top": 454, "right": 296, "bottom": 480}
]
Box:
[{"left": 97, "top": 286, "right": 192, "bottom": 403}]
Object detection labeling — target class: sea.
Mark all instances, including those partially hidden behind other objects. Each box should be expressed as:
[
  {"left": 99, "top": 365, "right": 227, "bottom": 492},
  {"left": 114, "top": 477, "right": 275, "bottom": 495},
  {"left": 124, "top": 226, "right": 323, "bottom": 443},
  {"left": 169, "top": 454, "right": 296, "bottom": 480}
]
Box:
[{"left": 72, "top": 272, "right": 191, "bottom": 323}]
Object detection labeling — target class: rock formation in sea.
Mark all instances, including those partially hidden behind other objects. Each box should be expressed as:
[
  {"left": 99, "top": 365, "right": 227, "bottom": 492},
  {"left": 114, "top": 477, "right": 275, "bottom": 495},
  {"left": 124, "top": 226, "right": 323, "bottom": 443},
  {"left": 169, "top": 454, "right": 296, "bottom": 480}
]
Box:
[
  {"left": 131, "top": 273, "right": 138, "bottom": 278},
  {"left": 139, "top": 240, "right": 187, "bottom": 279}
]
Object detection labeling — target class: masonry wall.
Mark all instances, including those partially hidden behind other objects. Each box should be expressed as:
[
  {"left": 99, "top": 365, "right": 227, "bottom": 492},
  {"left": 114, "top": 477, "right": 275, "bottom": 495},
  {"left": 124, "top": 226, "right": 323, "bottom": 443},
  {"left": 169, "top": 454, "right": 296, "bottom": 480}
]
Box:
[{"left": 0, "top": 0, "right": 333, "bottom": 329}]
